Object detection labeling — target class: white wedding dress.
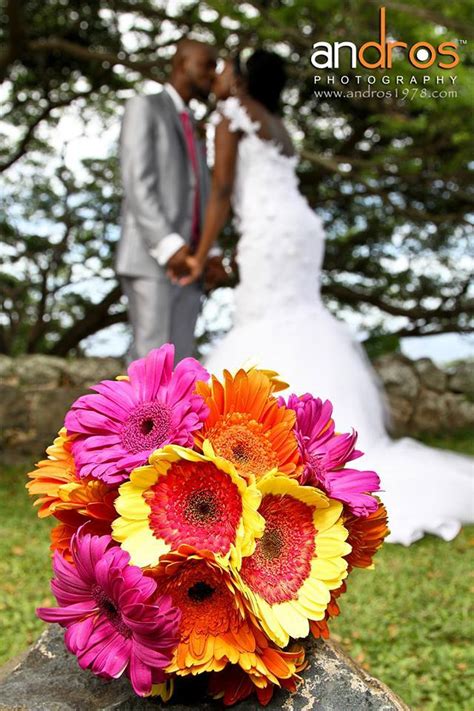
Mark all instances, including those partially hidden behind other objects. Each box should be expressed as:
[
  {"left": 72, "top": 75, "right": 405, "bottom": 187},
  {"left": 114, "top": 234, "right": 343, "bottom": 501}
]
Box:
[{"left": 204, "top": 97, "right": 474, "bottom": 546}]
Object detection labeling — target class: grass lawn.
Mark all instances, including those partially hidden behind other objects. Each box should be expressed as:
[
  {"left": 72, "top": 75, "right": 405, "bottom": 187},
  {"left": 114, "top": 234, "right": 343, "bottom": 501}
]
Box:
[{"left": 1, "top": 433, "right": 473, "bottom": 710}]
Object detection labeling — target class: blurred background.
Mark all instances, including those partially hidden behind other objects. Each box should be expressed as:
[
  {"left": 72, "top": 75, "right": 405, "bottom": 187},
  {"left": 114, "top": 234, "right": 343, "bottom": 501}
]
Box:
[
  {"left": 0, "top": 1, "right": 473, "bottom": 709},
  {"left": 1, "top": 0, "right": 473, "bottom": 361}
]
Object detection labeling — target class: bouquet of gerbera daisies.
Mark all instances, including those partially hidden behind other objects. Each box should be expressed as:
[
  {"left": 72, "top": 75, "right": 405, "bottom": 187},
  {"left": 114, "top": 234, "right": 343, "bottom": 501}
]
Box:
[{"left": 27, "top": 344, "right": 388, "bottom": 706}]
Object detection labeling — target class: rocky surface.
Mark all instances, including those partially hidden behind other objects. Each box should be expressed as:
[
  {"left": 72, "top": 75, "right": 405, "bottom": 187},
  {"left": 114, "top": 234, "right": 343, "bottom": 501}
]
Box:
[
  {"left": 449, "top": 360, "right": 474, "bottom": 398},
  {"left": 0, "top": 354, "right": 472, "bottom": 458},
  {"left": 0, "top": 626, "right": 409, "bottom": 711},
  {"left": 373, "top": 353, "right": 474, "bottom": 437},
  {"left": 0, "top": 355, "right": 123, "bottom": 459}
]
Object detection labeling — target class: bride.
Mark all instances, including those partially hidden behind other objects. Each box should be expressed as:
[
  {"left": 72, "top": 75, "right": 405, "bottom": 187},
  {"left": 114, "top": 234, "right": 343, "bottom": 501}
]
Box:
[{"left": 181, "top": 49, "right": 474, "bottom": 546}]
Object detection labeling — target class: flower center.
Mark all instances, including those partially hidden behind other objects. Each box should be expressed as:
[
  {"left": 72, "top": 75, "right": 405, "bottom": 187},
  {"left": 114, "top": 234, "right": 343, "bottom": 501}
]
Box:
[
  {"left": 188, "top": 581, "right": 215, "bottom": 602},
  {"left": 121, "top": 401, "right": 172, "bottom": 454},
  {"left": 146, "top": 460, "right": 243, "bottom": 555},
  {"left": 141, "top": 418, "right": 154, "bottom": 435},
  {"left": 185, "top": 491, "right": 217, "bottom": 523},
  {"left": 240, "top": 494, "right": 316, "bottom": 604},
  {"left": 92, "top": 584, "right": 131, "bottom": 638},
  {"left": 260, "top": 527, "right": 284, "bottom": 560},
  {"left": 208, "top": 414, "right": 279, "bottom": 479},
  {"left": 159, "top": 561, "right": 240, "bottom": 637},
  {"left": 232, "top": 443, "right": 248, "bottom": 462}
]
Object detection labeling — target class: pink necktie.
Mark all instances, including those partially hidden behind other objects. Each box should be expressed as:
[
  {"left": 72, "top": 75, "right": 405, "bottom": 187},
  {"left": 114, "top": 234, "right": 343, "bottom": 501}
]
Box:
[{"left": 180, "top": 111, "right": 200, "bottom": 250}]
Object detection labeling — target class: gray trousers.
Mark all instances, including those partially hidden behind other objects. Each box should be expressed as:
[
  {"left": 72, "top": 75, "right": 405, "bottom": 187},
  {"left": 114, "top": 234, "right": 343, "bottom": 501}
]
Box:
[{"left": 120, "top": 275, "right": 202, "bottom": 363}]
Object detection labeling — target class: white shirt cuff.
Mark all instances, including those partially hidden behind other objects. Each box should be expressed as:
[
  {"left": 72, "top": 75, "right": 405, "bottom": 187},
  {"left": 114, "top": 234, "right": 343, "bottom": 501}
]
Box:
[{"left": 150, "top": 233, "right": 186, "bottom": 267}]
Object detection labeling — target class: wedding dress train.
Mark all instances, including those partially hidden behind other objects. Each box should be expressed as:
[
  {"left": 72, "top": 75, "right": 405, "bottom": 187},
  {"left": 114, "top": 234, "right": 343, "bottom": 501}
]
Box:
[{"left": 204, "top": 97, "right": 474, "bottom": 545}]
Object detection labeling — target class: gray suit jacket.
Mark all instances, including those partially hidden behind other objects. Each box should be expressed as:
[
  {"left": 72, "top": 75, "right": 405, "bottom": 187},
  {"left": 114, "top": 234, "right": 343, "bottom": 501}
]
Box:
[{"left": 116, "top": 91, "right": 210, "bottom": 278}]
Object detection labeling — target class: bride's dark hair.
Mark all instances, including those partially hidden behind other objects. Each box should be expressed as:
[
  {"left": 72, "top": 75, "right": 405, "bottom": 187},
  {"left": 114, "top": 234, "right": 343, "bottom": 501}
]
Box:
[{"left": 235, "top": 49, "right": 287, "bottom": 114}]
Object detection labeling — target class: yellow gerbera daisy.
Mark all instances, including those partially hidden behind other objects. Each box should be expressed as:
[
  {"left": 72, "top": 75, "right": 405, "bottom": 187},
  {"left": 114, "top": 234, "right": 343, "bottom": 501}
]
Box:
[
  {"left": 235, "top": 474, "right": 351, "bottom": 647},
  {"left": 112, "top": 445, "right": 264, "bottom": 569}
]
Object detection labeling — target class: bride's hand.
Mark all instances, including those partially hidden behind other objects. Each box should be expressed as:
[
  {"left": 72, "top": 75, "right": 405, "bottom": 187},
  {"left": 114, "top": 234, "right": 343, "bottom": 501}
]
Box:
[{"left": 178, "top": 255, "right": 204, "bottom": 286}]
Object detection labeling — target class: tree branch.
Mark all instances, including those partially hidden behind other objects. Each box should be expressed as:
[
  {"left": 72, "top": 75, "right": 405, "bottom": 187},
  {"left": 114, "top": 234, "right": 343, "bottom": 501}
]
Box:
[
  {"left": 28, "top": 37, "right": 165, "bottom": 78},
  {"left": 0, "top": 89, "right": 95, "bottom": 172},
  {"left": 385, "top": 322, "right": 474, "bottom": 338},
  {"left": 323, "top": 281, "right": 473, "bottom": 322},
  {"left": 48, "top": 285, "right": 126, "bottom": 356}
]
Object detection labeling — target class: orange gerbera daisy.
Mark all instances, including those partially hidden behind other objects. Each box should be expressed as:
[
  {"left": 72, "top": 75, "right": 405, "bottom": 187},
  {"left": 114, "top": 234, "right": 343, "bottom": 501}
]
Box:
[
  {"left": 310, "top": 500, "right": 388, "bottom": 639},
  {"left": 208, "top": 644, "right": 305, "bottom": 706},
  {"left": 26, "top": 429, "right": 117, "bottom": 522},
  {"left": 49, "top": 512, "right": 113, "bottom": 562},
  {"left": 195, "top": 369, "right": 300, "bottom": 480},
  {"left": 148, "top": 547, "right": 304, "bottom": 688},
  {"left": 27, "top": 429, "right": 118, "bottom": 559},
  {"left": 345, "top": 499, "right": 389, "bottom": 570},
  {"left": 26, "top": 429, "right": 76, "bottom": 517}
]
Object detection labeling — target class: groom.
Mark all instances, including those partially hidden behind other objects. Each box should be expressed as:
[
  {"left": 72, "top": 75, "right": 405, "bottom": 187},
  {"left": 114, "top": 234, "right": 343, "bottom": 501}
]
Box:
[{"left": 116, "top": 39, "right": 218, "bottom": 362}]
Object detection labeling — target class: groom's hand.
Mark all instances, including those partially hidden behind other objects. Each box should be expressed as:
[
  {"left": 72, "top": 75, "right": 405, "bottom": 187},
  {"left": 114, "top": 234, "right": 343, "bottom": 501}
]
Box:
[{"left": 166, "top": 245, "right": 190, "bottom": 283}]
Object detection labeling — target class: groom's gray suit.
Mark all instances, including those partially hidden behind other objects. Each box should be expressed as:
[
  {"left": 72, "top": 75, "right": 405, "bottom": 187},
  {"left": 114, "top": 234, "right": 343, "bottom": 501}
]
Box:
[{"left": 116, "top": 85, "right": 210, "bottom": 361}]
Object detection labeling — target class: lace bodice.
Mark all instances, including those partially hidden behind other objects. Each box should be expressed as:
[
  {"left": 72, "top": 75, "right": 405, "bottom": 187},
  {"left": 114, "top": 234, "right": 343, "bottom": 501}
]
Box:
[{"left": 212, "top": 97, "right": 326, "bottom": 324}]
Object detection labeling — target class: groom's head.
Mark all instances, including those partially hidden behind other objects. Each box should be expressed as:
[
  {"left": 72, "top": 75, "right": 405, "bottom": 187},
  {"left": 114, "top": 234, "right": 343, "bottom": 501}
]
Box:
[{"left": 170, "top": 39, "right": 217, "bottom": 103}]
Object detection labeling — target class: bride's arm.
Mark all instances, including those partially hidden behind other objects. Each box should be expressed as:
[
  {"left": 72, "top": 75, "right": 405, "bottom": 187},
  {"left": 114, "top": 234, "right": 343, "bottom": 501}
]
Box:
[{"left": 179, "top": 117, "right": 239, "bottom": 284}]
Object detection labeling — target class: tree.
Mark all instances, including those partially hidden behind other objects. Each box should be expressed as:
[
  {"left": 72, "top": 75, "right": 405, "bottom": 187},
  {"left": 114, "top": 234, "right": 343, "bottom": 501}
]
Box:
[
  {"left": 0, "top": 0, "right": 472, "bottom": 356},
  {"left": 0, "top": 153, "right": 123, "bottom": 354}
]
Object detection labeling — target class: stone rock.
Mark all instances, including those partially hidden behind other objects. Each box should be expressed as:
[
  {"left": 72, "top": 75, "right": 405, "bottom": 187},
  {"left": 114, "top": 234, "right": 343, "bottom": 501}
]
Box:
[
  {"left": 0, "top": 627, "right": 409, "bottom": 711},
  {"left": 61, "top": 358, "right": 124, "bottom": 388},
  {"left": 0, "top": 384, "right": 84, "bottom": 456},
  {"left": 414, "top": 358, "right": 447, "bottom": 392},
  {"left": 0, "top": 355, "right": 16, "bottom": 385},
  {"left": 442, "top": 392, "right": 474, "bottom": 430},
  {"left": 373, "top": 354, "right": 419, "bottom": 401},
  {"left": 28, "top": 387, "right": 85, "bottom": 442},
  {"left": 410, "top": 389, "right": 442, "bottom": 432},
  {"left": 0, "top": 384, "right": 39, "bottom": 457},
  {"left": 0, "top": 385, "right": 31, "bottom": 438},
  {"left": 15, "top": 355, "right": 66, "bottom": 388},
  {"left": 383, "top": 394, "right": 414, "bottom": 437},
  {"left": 411, "top": 390, "right": 474, "bottom": 433},
  {"left": 1, "top": 354, "right": 473, "bottom": 457},
  {"left": 449, "top": 361, "right": 474, "bottom": 398}
]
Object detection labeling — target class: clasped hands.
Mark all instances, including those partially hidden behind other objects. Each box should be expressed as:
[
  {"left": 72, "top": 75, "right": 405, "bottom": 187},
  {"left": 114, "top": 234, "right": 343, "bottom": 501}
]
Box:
[
  {"left": 166, "top": 246, "right": 229, "bottom": 292},
  {"left": 166, "top": 246, "right": 202, "bottom": 286}
]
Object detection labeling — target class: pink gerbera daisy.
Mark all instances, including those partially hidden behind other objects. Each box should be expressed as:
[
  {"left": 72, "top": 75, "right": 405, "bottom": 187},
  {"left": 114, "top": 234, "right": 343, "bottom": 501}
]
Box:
[
  {"left": 286, "top": 393, "right": 380, "bottom": 517},
  {"left": 37, "top": 530, "right": 180, "bottom": 697},
  {"left": 65, "top": 344, "right": 209, "bottom": 483}
]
